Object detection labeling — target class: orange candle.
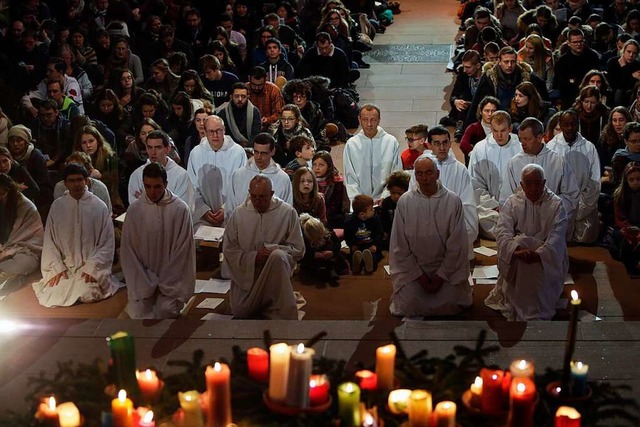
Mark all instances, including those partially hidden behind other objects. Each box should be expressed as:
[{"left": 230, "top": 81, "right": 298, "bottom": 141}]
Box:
[
  {"left": 480, "top": 368, "right": 506, "bottom": 413},
  {"left": 375, "top": 344, "right": 396, "bottom": 390},
  {"left": 111, "top": 390, "right": 134, "bottom": 427},
  {"left": 507, "top": 377, "right": 536, "bottom": 427},
  {"left": 205, "top": 362, "right": 232, "bottom": 427},
  {"left": 434, "top": 401, "right": 456, "bottom": 427},
  {"left": 136, "top": 369, "right": 160, "bottom": 401},
  {"left": 408, "top": 390, "right": 432, "bottom": 427},
  {"left": 555, "top": 406, "right": 581, "bottom": 427},
  {"left": 247, "top": 347, "right": 269, "bottom": 382},
  {"left": 37, "top": 396, "right": 59, "bottom": 426}
]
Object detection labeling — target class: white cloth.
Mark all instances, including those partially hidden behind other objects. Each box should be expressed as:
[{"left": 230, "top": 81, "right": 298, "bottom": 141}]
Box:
[
  {"left": 344, "top": 127, "right": 402, "bottom": 201},
  {"left": 389, "top": 182, "right": 472, "bottom": 316},
  {"left": 0, "top": 194, "right": 43, "bottom": 291},
  {"left": 410, "top": 153, "right": 478, "bottom": 259},
  {"left": 223, "top": 197, "right": 305, "bottom": 319},
  {"left": 21, "top": 75, "right": 84, "bottom": 114},
  {"left": 485, "top": 187, "right": 569, "bottom": 321},
  {"left": 468, "top": 134, "right": 523, "bottom": 238},
  {"left": 500, "top": 145, "right": 579, "bottom": 232},
  {"left": 187, "top": 136, "right": 247, "bottom": 223},
  {"left": 128, "top": 158, "right": 195, "bottom": 213},
  {"left": 121, "top": 189, "right": 196, "bottom": 319},
  {"left": 227, "top": 158, "right": 292, "bottom": 215},
  {"left": 32, "top": 191, "right": 120, "bottom": 307},
  {"left": 54, "top": 178, "right": 112, "bottom": 214},
  {"left": 547, "top": 132, "right": 601, "bottom": 243}
]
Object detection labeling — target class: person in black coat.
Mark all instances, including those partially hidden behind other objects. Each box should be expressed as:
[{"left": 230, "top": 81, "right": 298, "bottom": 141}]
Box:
[{"left": 296, "top": 32, "right": 354, "bottom": 89}]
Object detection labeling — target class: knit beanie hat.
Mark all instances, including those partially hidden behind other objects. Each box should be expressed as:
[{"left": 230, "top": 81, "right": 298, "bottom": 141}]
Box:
[{"left": 7, "top": 125, "right": 32, "bottom": 142}]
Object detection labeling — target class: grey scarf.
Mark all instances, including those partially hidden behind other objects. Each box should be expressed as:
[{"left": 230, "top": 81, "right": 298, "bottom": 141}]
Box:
[{"left": 224, "top": 101, "right": 255, "bottom": 146}]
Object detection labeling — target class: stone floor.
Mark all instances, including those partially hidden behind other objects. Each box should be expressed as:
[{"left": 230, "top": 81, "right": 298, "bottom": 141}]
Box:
[{"left": 1, "top": 0, "right": 640, "bottom": 417}]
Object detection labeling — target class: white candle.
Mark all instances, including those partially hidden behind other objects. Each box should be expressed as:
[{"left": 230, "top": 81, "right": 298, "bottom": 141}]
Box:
[
  {"left": 268, "top": 343, "right": 291, "bottom": 402},
  {"left": 286, "top": 343, "right": 315, "bottom": 408},
  {"left": 510, "top": 359, "right": 535, "bottom": 379},
  {"left": 57, "top": 402, "right": 81, "bottom": 427}
]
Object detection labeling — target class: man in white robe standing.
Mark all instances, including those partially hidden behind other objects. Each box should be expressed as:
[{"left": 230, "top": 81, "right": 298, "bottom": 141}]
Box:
[
  {"left": 227, "top": 133, "right": 292, "bottom": 215},
  {"left": 33, "top": 163, "right": 120, "bottom": 307},
  {"left": 128, "top": 130, "right": 195, "bottom": 212},
  {"left": 389, "top": 157, "right": 472, "bottom": 317},
  {"left": 121, "top": 162, "right": 196, "bottom": 319},
  {"left": 344, "top": 104, "right": 402, "bottom": 202},
  {"left": 223, "top": 175, "right": 305, "bottom": 319},
  {"left": 468, "top": 111, "right": 523, "bottom": 239},
  {"left": 547, "top": 109, "right": 601, "bottom": 243},
  {"left": 485, "top": 164, "right": 569, "bottom": 321},
  {"left": 500, "top": 118, "right": 579, "bottom": 230},
  {"left": 187, "top": 115, "right": 247, "bottom": 228}
]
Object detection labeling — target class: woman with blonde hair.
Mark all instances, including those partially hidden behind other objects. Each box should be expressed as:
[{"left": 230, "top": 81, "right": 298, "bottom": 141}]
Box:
[
  {"left": 299, "top": 213, "right": 347, "bottom": 286},
  {"left": 517, "top": 34, "right": 553, "bottom": 90},
  {"left": 144, "top": 58, "right": 180, "bottom": 102}
]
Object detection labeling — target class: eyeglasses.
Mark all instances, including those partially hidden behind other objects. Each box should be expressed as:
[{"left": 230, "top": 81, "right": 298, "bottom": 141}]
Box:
[
  {"left": 206, "top": 128, "right": 225, "bottom": 136},
  {"left": 280, "top": 117, "right": 296, "bottom": 122},
  {"left": 628, "top": 139, "right": 640, "bottom": 144}
]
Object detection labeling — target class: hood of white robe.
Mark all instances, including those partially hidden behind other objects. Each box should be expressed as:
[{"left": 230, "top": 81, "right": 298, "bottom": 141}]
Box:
[
  {"left": 246, "top": 158, "right": 284, "bottom": 175},
  {"left": 514, "top": 185, "right": 555, "bottom": 205},
  {"left": 141, "top": 188, "right": 178, "bottom": 206},
  {"left": 416, "top": 181, "right": 448, "bottom": 198},
  {"left": 197, "top": 135, "right": 238, "bottom": 152},
  {"left": 244, "top": 195, "right": 284, "bottom": 213},
  {"left": 356, "top": 126, "right": 388, "bottom": 141}
]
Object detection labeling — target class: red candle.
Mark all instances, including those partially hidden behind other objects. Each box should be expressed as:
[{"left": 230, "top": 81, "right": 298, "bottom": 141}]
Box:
[
  {"left": 136, "top": 369, "right": 160, "bottom": 401},
  {"left": 247, "top": 348, "right": 269, "bottom": 382},
  {"left": 355, "top": 370, "right": 378, "bottom": 390},
  {"left": 309, "top": 374, "right": 330, "bottom": 406},
  {"left": 205, "top": 363, "right": 232, "bottom": 427},
  {"left": 480, "top": 368, "right": 506, "bottom": 413},
  {"left": 555, "top": 406, "right": 581, "bottom": 427},
  {"left": 507, "top": 377, "right": 536, "bottom": 427}
]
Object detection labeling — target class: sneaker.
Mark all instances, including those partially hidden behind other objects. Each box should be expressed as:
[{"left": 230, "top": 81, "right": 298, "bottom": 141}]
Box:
[
  {"left": 363, "top": 249, "right": 374, "bottom": 273},
  {"left": 352, "top": 251, "right": 363, "bottom": 274}
]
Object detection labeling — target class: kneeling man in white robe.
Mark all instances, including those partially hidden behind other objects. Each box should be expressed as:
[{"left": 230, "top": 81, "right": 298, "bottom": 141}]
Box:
[
  {"left": 390, "top": 157, "right": 472, "bottom": 317},
  {"left": 122, "top": 162, "right": 196, "bottom": 319},
  {"left": 33, "top": 163, "right": 120, "bottom": 307},
  {"left": 223, "top": 175, "right": 305, "bottom": 319},
  {"left": 485, "top": 164, "right": 569, "bottom": 321}
]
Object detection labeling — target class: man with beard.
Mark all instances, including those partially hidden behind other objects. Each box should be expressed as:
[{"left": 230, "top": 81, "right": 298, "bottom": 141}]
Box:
[
  {"left": 247, "top": 66, "right": 285, "bottom": 130},
  {"left": 218, "top": 82, "right": 262, "bottom": 146}
]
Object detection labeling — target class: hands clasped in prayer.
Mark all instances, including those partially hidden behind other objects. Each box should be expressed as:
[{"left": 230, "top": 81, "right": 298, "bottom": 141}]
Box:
[
  {"left": 203, "top": 208, "right": 224, "bottom": 225},
  {"left": 256, "top": 246, "right": 274, "bottom": 266},
  {"left": 513, "top": 248, "right": 541, "bottom": 264},
  {"left": 418, "top": 273, "right": 443, "bottom": 294}
]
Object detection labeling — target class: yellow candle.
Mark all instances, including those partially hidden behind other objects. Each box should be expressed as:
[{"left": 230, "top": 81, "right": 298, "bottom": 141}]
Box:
[
  {"left": 510, "top": 359, "right": 535, "bottom": 379},
  {"left": 111, "top": 389, "right": 134, "bottom": 427},
  {"left": 205, "top": 362, "right": 232, "bottom": 427},
  {"left": 268, "top": 343, "right": 291, "bottom": 402},
  {"left": 434, "top": 401, "right": 456, "bottom": 427},
  {"left": 337, "top": 382, "right": 361, "bottom": 427},
  {"left": 469, "top": 376, "right": 483, "bottom": 408},
  {"left": 178, "top": 391, "right": 204, "bottom": 427},
  {"left": 408, "top": 390, "right": 432, "bottom": 427},
  {"left": 57, "top": 402, "right": 81, "bottom": 427},
  {"left": 375, "top": 344, "right": 396, "bottom": 389},
  {"left": 387, "top": 389, "right": 412, "bottom": 415}
]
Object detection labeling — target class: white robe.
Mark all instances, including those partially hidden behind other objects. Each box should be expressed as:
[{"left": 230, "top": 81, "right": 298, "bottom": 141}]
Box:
[
  {"left": 32, "top": 191, "right": 120, "bottom": 307},
  {"left": 223, "top": 197, "right": 305, "bottom": 320},
  {"left": 128, "top": 158, "right": 195, "bottom": 213},
  {"left": 344, "top": 127, "right": 402, "bottom": 201},
  {"left": 227, "top": 158, "right": 293, "bottom": 215},
  {"left": 468, "top": 134, "right": 523, "bottom": 239},
  {"left": 0, "top": 194, "right": 43, "bottom": 292},
  {"left": 547, "top": 132, "right": 601, "bottom": 243},
  {"left": 500, "top": 145, "right": 579, "bottom": 232},
  {"left": 485, "top": 187, "right": 569, "bottom": 321},
  {"left": 410, "top": 153, "right": 479, "bottom": 259},
  {"left": 389, "top": 183, "right": 472, "bottom": 316},
  {"left": 187, "top": 136, "right": 247, "bottom": 224},
  {"left": 54, "top": 178, "right": 112, "bottom": 214},
  {"left": 121, "top": 189, "right": 196, "bottom": 319}
]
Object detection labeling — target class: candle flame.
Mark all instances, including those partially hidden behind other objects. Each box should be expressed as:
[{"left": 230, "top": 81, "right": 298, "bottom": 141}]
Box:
[
  {"left": 576, "top": 361, "right": 583, "bottom": 369},
  {"left": 571, "top": 290, "right": 579, "bottom": 301},
  {"left": 185, "top": 393, "right": 193, "bottom": 402},
  {"left": 118, "top": 389, "right": 127, "bottom": 401},
  {"left": 474, "top": 376, "right": 483, "bottom": 387},
  {"left": 518, "top": 359, "right": 527, "bottom": 369},
  {"left": 345, "top": 383, "right": 354, "bottom": 392},
  {"left": 442, "top": 402, "right": 452, "bottom": 409},
  {"left": 145, "top": 369, "right": 153, "bottom": 379},
  {"left": 214, "top": 362, "right": 221, "bottom": 371},
  {"left": 143, "top": 410, "right": 154, "bottom": 423},
  {"left": 48, "top": 396, "right": 56, "bottom": 410},
  {"left": 516, "top": 382, "right": 526, "bottom": 393},
  {"left": 310, "top": 379, "right": 316, "bottom": 387},
  {"left": 364, "top": 413, "right": 374, "bottom": 425},
  {"left": 491, "top": 374, "right": 498, "bottom": 380},
  {"left": 382, "top": 345, "right": 392, "bottom": 353},
  {"left": 297, "top": 343, "right": 305, "bottom": 354},
  {"left": 556, "top": 386, "right": 562, "bottom": 394}
]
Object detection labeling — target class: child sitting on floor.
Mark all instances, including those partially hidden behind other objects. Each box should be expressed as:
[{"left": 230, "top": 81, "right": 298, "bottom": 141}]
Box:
[
  {"left": 293, "top": 167, "right": 327, "bottom": 223},
  {"left": 400, "top": 124, "right": 428, "bottom": 170},
  {"left": 285, "top": 136, "right": 315, "bottom": 176},
  {"left": 312, "top": 150, "right": 350, "bottom": 228},
  {"left": 378, "top": 170, "right": 411, "bottom": 248},
  {"left": 299, "top": 214, "right": 348, "bottom": 286},
  {"left": 611, "top": 162, "right": 640, "bottom": 276},
  {"left": 344, "top": 194, "right": 384, "bottom": 274}
]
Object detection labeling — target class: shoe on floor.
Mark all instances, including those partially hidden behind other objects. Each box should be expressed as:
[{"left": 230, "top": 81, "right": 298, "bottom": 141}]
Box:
[
  {"left": 363, "top": 249, "right": 374, "bottom": 273},
  {"left": 439, "top": 116, "right": 457, "bottom": 127},
  {"left": 358, "top": 62, "right": 371, "bottom": 69},
  {"left": 352, "top": 251, "right": 363, "bottom": 274}
]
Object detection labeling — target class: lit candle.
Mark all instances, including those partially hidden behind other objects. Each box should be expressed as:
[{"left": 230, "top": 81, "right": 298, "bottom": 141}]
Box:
[
  {"left": 434, "top": 401, "right": 456, "bottom": 427},
  {"left": 469, "top": 376, "right": 483, "bottom": 408},
  {"left": 205, "top": 362, "right": 232, "bottom": 427},
  {"left": 107, "top": 332, "right": 139, "bottom": 394},
  {"left": 375, "top": 344, "right": 396, "bottom": 390},
  {"left": 337, "top": 382, "right": 361, "bottom": 427},
  {"left": 37, "top": 396, "right": 59, "bottom": 426},
  {"left": 570, "top": 361, "right": 589, "bottom": 397},
  {"left": 137, "top": 409, "right": 155, "bottom": 427},
  {"left": 561, "top": 291, "right": 581, "bottom": 396},
  {"left": 136, "top": 369, "right": 160, "bottom": 401},
  {"left": 408, "top": 390, "right": 432, "bottom": 427},
  {"left": 363, "top": 412, "right": 377, "bottom": 427},
  {"left": 178, "top": 391, "right": 204, "bottom": 427},
  {"left": 111, "top": 390, "right": 134, "bottom": 427},
  {"left": 510, "top": 359, "right": 535, "bottom": 379},
  {"left": 268, "top": 343, "right": 291, "bottom": 402},
  {"left": 309, "top": 374, "right": 330, "bottom": 406},
  {"left": 507, "top": 378, "right": 536, "bottom": 427},
  {"left": 286, "top": 344, "right": 315, "bottom": 408},
  {"left": 355, "top": 370, "right": 378, "bottom": 391},
  {"left": 247, "top": 347, "right": 269, "bottom": 382},
  {"left": 387, "top": 389, "right": 412, "bottom": 415},
  {"left": 57, "top": 402, "right": 81, "bottom": 427},
  {"left": 555, "top": 406, "right": 581, "bottom": 427},
  {"left": 480, "top": 368, "right": 506, "bottom": 414}
]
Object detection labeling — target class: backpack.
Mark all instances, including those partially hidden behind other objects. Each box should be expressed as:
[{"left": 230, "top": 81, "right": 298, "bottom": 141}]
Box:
[{"left": 331, "top": 87, "right": 360, "bottom": 129}]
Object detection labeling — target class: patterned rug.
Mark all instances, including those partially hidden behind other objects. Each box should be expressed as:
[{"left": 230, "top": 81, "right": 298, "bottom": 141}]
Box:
[{"left": 365, "top": 44, "right": 454, "bottom": 63}]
